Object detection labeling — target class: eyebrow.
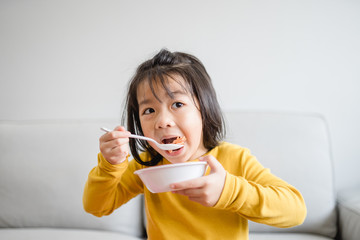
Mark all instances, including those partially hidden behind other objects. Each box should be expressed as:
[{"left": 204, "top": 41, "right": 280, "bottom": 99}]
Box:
[
  {"left": 138, "top": 90, "right": 188, "bottom": 107},
  {"left": 138, "top": 98, "right": 153, "bottom": 107}
]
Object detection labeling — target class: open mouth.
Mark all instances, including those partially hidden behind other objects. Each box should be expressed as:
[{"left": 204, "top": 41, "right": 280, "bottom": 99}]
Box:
[
  {"left": 162, "top": 136, "right": 186, "bottom": 145},
  {"left": 162, "top": 137, "right": 179, "bottom": 144},
  {"left": 162, "top": 136, "right": 186, "bottom": 153}
]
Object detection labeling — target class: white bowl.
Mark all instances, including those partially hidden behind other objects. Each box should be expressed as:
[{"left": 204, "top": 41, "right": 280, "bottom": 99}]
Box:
[{"left": 134, "top": 162, "right": 207, "bottom": 193}]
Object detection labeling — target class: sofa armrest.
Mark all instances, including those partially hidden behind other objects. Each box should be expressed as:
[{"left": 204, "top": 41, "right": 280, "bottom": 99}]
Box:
[{"left": 338, "top": 187, "right": 360, "bottom": 240}]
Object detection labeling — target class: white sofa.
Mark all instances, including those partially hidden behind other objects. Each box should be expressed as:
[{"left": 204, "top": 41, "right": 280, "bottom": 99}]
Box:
[{"left": 0, "top": 111, "right": 359, "bottom": 239}]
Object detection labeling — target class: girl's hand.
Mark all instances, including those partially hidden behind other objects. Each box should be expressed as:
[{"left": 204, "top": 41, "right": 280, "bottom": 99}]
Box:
[
  {"left": 170, "top": 155, "right": 226, "bottom": 207},
  {"left": 99, "top": 126, "right": 131, "bottom": 165}
]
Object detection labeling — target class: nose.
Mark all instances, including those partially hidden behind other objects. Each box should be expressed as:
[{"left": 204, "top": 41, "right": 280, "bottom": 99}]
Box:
[{"left": 155, "top": 111, "right": 175, "bottom": 129}]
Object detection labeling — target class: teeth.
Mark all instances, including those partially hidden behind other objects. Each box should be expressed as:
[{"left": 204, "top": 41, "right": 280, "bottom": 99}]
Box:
[{"left": 168, "top": 146, "right": 182, "bottom": 154}]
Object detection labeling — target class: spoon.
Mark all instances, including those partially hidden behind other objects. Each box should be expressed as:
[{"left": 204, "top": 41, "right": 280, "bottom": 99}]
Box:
[{"left": 100, "top": 127, "right": 184, "bottom": 151}]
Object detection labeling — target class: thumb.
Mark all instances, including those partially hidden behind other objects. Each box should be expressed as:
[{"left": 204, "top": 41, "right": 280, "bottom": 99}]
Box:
[
  {"left": 114, "top": 126, "right": 126, "bottom": 131},
  {"left": 199, "top": 155, "right": 223, "bottom": 174},
  {"left": 113, "top": 126, "right": 131, "bottom": 135}
]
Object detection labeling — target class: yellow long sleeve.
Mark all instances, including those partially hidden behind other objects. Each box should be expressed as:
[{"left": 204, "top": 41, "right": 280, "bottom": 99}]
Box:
[
  {"left": 214, "top": 145, "right": 306, "bottom": 227},
  {"left": 83, "top": 153, "right": 143, "bottom": 217},
  {"left": 83, "top": 142, "right": 306, "bottom": 239}
]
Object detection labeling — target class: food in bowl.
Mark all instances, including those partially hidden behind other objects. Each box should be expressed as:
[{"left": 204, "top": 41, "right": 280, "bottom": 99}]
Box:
[{"left": 134, "top": 161, "right": 207, "bottom": 193}]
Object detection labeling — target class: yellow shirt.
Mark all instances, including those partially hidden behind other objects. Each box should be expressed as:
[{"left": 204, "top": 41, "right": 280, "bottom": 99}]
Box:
[{"left": 83, "top": 142, "right": 306, "bottom": 240}]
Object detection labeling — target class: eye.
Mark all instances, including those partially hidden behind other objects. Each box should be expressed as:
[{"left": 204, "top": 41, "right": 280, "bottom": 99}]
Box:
[
  {"left": 143, "top": 108, "right": 155, "bottom": 115},
  {"left": 172, "top": 102, "right": 184, "bottom": 109}
]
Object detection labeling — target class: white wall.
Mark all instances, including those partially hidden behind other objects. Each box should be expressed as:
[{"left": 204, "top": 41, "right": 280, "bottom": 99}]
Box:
[{"left": 1, "top": 0, "right": 359, "bottom": 192}]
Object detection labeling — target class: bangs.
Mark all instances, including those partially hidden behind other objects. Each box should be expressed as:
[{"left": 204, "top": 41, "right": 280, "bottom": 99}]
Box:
[{"left": 145, "top": 69, "right": 194, "bottom": 102}]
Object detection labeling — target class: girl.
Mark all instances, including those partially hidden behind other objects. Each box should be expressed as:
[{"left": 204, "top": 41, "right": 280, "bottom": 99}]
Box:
[{"left": 83, "top": 49, "right": 306, "bottom": 240}]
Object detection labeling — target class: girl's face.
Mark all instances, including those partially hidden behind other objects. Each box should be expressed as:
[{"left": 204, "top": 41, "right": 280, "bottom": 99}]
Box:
[{"left": 137, "top": 75, "right": 208, "bottom": 163}]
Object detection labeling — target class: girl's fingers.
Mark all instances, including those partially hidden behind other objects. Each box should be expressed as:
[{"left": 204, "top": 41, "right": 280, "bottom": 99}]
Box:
[
  {"left": 171, "top": 155, "right": 226, "bottom": 207},
  {"left": 100, "top": 127, "right": 131, "bottom": 142},
  {"left": 199, "top": 155, "right": 223, "bottom": 174},
  {"left": 170, "top": 177, "right": 205, "bottom": 191},
  {"left": 171, "top": 155, "right": 224, "bottom": 191},
  {"left": 99, "top": 126, "right": 131, "bottom": 164},
  {"left": 173, "top": 187, "right": 203, "bottom": 197},
  {"left": 107, "top": 146, "right": 128, "bottom": 159},
  {"left": 114, "top": 126, "right": 126, "bottom": 131},
  {"left": 100, "top": 137, "right": 129, "bottom": 154}
]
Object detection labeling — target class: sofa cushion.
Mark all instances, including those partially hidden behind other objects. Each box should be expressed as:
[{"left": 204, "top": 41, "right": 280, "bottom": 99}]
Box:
[
  {"left": 0, "top": 120, "right": 145, "bottom": 238},
  {"left": 224, "top": 111, "right": 337, "bottom": 238},
  {"left": 0, "top": 228, "right": 144, "bottom": 240},
  {"left": 338, "top": 187, "right": 360, "bottom": 240},
  {"left": 250, "top": 232, "right": 332, "bottom": 240}
]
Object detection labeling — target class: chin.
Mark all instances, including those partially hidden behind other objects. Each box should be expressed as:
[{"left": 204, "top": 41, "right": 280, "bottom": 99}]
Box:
[{"left": 167, "top": 158, "right": 188, "bottom": 164}]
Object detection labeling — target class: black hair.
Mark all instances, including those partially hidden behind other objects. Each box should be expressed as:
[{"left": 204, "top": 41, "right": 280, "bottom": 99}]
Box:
[{"left": 123, "top": 49, "right": 225, "bottom": 166}]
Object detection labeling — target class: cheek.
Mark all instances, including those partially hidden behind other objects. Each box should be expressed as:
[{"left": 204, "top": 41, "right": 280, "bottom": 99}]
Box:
[
  {"left": 140, "top": 119, "right": 157, "bottom": 140},
  {"left": 139, "top": 119, "right": 149, "bottom": 134},
  {"left": 184, "top": 114, "right": 203, "bottom": 142},
  {"left": 193, "top": 110, "right": 203, "bottom": 130}
]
